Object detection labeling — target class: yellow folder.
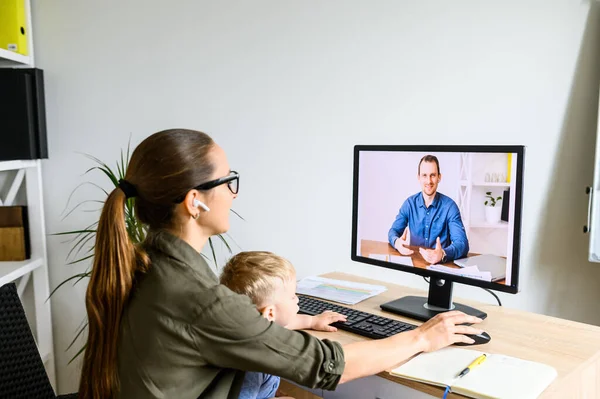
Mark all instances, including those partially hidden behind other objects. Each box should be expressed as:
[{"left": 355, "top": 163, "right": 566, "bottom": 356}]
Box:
[{"left": 0, "top": 0, "right": 28, "bottom": 55}]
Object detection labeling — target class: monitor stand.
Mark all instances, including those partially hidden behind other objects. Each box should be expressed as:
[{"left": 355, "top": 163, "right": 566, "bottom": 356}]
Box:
[{"left": 380, "top": 277, "right": 487, "bottom": 322}]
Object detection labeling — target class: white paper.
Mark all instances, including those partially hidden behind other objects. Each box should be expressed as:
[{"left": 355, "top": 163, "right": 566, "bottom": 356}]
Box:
[
  {"left": 368, "top": 253, "right": 414, "bottom": 266},
  {"left": 427, "top": 265, "right": 492, "bottom": 281},
  {"left": 390, "top": 255, "right": 414, "bottom": 266},
  {"left": 296, "top": 276, "right": 387, "bottom": 305}
]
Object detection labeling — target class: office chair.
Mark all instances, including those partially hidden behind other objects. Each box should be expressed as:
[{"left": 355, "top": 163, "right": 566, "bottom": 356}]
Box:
[{"left": 0, "top": 282, "right": 77, "bottom": 398}]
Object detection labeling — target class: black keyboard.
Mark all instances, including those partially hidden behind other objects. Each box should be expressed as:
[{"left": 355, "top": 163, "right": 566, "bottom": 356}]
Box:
[{"left": 298, "top": 295, "right": 418, "bottom": 339}]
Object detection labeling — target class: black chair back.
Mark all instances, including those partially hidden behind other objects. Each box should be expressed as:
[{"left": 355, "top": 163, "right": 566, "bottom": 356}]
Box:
[{"left": 0, "top": 282, "right": 56, "bottom": 399}]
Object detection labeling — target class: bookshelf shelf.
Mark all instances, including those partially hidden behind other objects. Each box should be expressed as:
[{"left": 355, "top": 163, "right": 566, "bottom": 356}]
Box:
[
  {"left": 470, "top": 221, "right": 509, "bottom": 229},
  {"left": 0, "top": 257, "right": 44, "bottom": 286},
  {"left": 0, "top": 159, "right": 37, "bottom": 172},
  {"left": 460, "top": 180, "right": 510, "bottom": 187},
  {"left": 0, "top": 47, "right": 31, "bottom": 66}
]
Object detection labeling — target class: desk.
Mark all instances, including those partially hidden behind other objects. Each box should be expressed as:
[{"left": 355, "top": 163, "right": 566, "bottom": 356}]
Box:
[
  {"left": 361, "top": 239, "right": 507, "bottom": 285},
  {"left": 303, "top": 272, "right": 600, "bottom": 398}
]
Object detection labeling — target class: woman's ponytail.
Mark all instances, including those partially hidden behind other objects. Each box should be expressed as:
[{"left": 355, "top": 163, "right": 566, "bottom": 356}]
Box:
[{"left": 78, "top": 188, "right": 148, "bottom": 398}]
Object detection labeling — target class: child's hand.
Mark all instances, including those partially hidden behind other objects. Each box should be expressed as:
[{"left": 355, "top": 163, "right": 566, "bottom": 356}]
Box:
[{"left": 310, "top": 311, "right": 347, "bottom": 332}]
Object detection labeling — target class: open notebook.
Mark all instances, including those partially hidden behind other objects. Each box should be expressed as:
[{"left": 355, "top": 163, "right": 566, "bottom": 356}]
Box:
[{"left": 390, "top": 347, "right": 557, "bottom": 399}]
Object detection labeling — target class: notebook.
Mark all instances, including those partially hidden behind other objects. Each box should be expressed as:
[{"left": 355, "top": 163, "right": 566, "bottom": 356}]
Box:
[{"left": 390, "top": 347, "right": 557, "bottom": 399}]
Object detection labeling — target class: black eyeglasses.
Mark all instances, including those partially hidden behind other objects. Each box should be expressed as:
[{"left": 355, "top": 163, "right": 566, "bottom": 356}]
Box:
[{"left": 174, "top": 171, "right": 239, "bottom": 203}]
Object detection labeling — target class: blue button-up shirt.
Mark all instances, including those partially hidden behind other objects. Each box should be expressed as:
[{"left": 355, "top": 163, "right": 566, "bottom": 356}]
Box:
[{"left": 388, "top": 192, "right": 469, "bottom": 262}]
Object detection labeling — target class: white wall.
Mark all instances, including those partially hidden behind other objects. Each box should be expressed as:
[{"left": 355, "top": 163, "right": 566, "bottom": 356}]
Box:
[{"left": 32, "top": 0, "right": 600, "bottom": 394}]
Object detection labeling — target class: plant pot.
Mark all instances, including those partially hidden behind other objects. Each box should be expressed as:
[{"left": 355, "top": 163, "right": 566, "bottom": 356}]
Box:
[{"left": 485, "top": 205, "right": 502, "bottom": 224}]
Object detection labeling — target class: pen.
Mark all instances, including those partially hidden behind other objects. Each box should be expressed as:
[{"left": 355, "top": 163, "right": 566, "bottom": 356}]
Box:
[
  {"left": 442, "top": 354, "right": 487, "bottom": 399},
  {"left": 458, "top": 354, "right": 487, "bottom": 378}
]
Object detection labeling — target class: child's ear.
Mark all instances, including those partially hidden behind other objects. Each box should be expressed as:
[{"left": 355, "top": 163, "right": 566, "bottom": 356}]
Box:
[{"left": 260, "top": 305, "right": 276, "bottom": 322}]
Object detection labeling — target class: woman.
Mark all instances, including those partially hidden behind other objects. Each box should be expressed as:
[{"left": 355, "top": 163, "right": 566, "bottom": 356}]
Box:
[{"left": 78, "top": 129, "right": 483, "bottom": 399}]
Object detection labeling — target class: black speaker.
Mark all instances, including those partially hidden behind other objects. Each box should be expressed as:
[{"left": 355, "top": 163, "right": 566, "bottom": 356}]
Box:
[{"left": 0, "top": 68, "right": 48, "bottom": 161}]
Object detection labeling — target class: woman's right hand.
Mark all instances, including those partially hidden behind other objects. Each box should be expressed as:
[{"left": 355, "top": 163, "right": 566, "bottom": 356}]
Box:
[
  {"left": 340, "top": 310, "right": 484, "bottom": 383},
  {"left": 412, "top": 311, "right": 484, "bottom": 352}
]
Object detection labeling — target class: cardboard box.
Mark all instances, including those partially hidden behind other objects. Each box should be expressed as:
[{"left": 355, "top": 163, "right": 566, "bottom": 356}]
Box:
[{"left": 0, "top": 206, "right": 30, "bottom": 261}]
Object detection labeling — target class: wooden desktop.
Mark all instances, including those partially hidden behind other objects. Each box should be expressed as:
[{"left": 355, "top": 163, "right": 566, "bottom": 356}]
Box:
[
  {"left": 361, "top": 239, "right": 507, "bottom": 285},
  {"left": 285, "top": 272, "right": 600, "bottom": 398}
]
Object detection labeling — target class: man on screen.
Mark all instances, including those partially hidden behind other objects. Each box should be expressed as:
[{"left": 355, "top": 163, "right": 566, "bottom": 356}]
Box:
[{"left": 388, "top": 155, "right": 469, "bottom": 264}]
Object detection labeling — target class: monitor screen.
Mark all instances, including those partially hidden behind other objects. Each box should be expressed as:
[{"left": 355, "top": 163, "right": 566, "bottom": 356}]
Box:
[{"left": 351, "top": 145, "right": 524, "bottom": 294}]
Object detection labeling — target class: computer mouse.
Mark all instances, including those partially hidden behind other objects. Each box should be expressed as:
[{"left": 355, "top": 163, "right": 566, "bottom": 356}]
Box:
[{"left": 454, "top": 331, "right": 491, "bottom": 346}]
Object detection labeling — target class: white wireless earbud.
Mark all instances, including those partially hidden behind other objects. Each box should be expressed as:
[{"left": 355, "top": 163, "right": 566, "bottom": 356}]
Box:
[{"left": 193, "top": 199, "right": 210, "bottom": 212}]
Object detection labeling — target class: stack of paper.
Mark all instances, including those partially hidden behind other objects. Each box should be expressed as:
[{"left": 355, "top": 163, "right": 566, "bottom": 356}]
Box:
[
  {"left": 296, "top": 276, "right": 387, "bottom": 305},
  {"left": 427, "top": 265, "right": 492, "bottom": 281}
]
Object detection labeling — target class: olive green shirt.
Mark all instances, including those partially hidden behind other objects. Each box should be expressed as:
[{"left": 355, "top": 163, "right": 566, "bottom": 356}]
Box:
[{"left": 116, "top": 231, "right": 345, "bottom": 399}]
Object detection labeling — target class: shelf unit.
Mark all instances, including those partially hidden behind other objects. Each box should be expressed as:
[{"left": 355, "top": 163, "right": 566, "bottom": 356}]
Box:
[
  {"left": 457, "top": 153, "right": 513, "bottom": 229},
  {"left": 456, "top": 152, "right": 516, "bottom": 258},
  {"left": 0, "top": 0, "right": 56, "bottom": 391},
  {"left": 0, "top": 160, "right": 55, "bottom": 389}
]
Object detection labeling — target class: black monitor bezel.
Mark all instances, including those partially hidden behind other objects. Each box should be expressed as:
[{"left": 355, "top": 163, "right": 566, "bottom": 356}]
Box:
[{"left": 351, "top": 145, "right": 525, "bottom": 295}]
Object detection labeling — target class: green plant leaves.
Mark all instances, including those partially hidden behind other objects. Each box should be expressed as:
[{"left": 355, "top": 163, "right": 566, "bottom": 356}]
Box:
[{"left": 484, "top": 191, "right": 503, "bottom": 207}]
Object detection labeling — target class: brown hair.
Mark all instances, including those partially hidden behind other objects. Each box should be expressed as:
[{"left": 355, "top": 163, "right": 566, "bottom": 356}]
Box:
[
  {"left": 418, "top": 155, "right": 441, "bottom": 175},
  {"left": 220, "top": 251, "right": 296, "bottom": 307},
  {"left": 78, "top": 129, "right": 215, "bottom": 399}
]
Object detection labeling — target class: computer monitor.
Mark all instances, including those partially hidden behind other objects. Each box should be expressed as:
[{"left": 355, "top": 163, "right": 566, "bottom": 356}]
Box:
[{"left": 351, "top": 145, "right": 524, "bottom": 321}]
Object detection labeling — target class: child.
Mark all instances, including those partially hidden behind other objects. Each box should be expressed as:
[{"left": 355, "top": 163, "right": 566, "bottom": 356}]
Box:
[{"left": 220, "top": 251, "right": 346, "bottom": 399}]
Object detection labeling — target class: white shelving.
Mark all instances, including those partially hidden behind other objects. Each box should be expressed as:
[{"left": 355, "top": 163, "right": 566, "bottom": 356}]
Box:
[
  {"left": 460, "top": 180, "right": 511, "bottom": 187},
  {"left": 456, "top": 152, "right": 516, "bottom": 258},
  {"left": 474, "top": 182, "right": 510, "bottom": 187},
  {"left": 0, "top": 159, "right": 37, "bottom": 172},
  {"left": 457, "top": 153, "right": 513, "bottom": 231},
  {"left": 0, "top": 160, "right": 55, "bottom": 389},
  {"left": 0, "top": 47, "right": 31, "bottom": 66},
  {"left": 470, "top": 221, "right": 509, "bottom": 229},
  {"left": 41, "top": 351, "right": 51, "bottom": 365},
  {"left": 0, "top": 0, "right": 55, "bottom": 391},
  {"left": 0, "top": 258, "right": 44, "bottom": 286}
]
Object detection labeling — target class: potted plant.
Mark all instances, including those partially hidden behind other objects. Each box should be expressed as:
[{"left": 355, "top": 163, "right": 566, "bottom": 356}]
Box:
[{"left": 484, "top": 191, "right": 503, "bottom": 224}]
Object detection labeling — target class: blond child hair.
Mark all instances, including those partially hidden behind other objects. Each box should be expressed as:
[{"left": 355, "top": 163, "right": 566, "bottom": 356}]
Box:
[{"left": 220, "top": 251, "right": 296, "bottom": 307}]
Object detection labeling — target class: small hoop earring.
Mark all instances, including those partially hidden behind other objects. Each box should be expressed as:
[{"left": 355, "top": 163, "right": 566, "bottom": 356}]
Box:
[{"left": 192, "top": 213, "right": 200, "bottom": 220}]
